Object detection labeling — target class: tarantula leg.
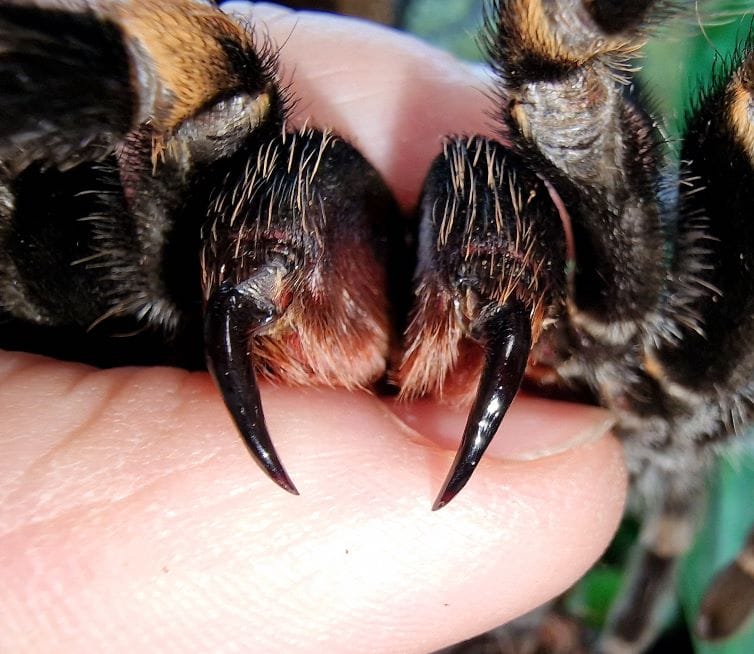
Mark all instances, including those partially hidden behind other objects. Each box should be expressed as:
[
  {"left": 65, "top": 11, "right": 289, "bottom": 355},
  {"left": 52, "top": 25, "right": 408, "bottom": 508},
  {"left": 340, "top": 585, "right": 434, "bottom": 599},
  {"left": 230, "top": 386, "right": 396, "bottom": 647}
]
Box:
[
  {"left": 697, "top": 526, "right": 754, "bottom": 640},
  {"left": 597, "top": 472, "right": 704, "bottom": 654},
  {"left": 0, "top": 0, "right": 282, "bottom": 352},
  {"left": 486, "top": 0, "right": 669, "bottom": 337},
  {"left": 651, "top": 41, "right": 754, "bottom": 402},
  {"left": 433, "top": 300, "right": 531, "bottom": 510},
  {"left": 0, "top": 3, "right": 134, "bottom": 172},
  {"left": 399, "top": 136, "right": 566, "bottom": 507},
  {"left": 204, "top": 274, "right": 298, "bottom": 494},
  {"left": 639, "top": 33, "right": 754, "bottom": 644},
  {"left": 0, "top": 0, "right": 277, "bottom": 174}
]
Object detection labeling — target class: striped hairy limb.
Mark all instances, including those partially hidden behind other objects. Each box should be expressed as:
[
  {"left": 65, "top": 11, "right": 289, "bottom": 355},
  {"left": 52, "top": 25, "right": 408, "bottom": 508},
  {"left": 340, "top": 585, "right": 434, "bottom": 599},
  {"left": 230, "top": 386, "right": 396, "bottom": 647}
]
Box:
[
  {"left": 654, "top": 41, "right": 754, "bottom": 645},
  {"left": 597, "top": 472, "right": 704, "bottom": 654},
  {"left": 484, "top": 0, "right": 669, "bottom": 340}
]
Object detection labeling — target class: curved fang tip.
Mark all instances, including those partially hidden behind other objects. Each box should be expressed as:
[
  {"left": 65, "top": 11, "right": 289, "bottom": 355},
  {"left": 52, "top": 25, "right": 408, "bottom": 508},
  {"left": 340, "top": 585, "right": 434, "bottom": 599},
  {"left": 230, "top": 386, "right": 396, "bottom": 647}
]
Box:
[
  {"left": 432, "top": 300, "right": 532, "bottom": 510},
  {"left": 204, "top": 279, "right": 299, "bottom": 495}
]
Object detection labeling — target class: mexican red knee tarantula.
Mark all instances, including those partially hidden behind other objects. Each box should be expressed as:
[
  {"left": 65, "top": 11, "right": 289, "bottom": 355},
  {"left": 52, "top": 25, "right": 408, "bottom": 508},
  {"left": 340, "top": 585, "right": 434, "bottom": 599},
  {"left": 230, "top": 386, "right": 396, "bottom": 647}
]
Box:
[{"left": 1, "top": 0, "right": 753, "bottom": 651}]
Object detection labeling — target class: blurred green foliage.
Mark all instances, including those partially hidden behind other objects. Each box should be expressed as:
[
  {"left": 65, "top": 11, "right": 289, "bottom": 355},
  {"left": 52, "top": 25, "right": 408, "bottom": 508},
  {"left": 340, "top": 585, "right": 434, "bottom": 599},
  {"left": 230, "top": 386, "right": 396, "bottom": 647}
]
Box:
[
  {"left": 400, "top": 0, "right": 484, "bottom": 60},
  {"left": 643, "top": 0, "right": 754, "bottom": 140}
]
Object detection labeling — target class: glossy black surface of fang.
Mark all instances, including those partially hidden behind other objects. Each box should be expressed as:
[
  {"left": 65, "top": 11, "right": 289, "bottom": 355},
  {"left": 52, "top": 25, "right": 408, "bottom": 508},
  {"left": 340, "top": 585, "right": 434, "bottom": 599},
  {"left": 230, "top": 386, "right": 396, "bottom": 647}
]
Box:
[
  {"left": 204, "top": 277, "right": 299, "bottom": 495},
  {"left": 433, "top": 299, "right": 531, "bottom": 510}
]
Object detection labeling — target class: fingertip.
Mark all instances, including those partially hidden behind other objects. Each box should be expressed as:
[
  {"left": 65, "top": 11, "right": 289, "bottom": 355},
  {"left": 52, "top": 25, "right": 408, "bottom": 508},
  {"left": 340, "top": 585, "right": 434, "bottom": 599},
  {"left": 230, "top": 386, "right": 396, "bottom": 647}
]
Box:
[
  {"left": 1, "top": 352, "right": 627, "bottom": 653},
  {"left": 391, "top": 391, "right": 616, "bottom": 462},
  {"left": 216, "top": 388, "right": 627, "bottom": 651}
]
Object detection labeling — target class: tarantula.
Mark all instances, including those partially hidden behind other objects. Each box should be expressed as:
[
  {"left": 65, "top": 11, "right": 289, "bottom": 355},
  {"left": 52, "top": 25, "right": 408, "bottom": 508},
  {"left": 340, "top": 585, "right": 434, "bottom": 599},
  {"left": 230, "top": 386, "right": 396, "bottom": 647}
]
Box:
[{"left": 1, "top": 0, "right": 753, "bottom": 652}]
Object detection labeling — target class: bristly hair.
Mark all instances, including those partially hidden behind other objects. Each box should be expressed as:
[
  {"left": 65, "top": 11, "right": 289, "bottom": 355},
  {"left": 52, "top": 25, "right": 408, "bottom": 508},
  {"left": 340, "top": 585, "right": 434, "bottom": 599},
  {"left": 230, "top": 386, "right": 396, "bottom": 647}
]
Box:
[
  {"left": 220, "top": 9, "right": 296, "bottom": 119},
  {"left": 200, "top": 125, "right": 337, "bottom": 294},
  {"left": 399, "top": 136, "right": 565, "bottom": 402},
  {"left": 199, "top": 125, "right": 393, "bottom": 389}
]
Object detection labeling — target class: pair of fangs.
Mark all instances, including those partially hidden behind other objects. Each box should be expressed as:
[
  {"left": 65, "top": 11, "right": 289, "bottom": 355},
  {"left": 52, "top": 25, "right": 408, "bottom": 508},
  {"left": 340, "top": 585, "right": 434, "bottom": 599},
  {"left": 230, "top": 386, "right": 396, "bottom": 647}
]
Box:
[
  {"left": 204, "top": 261, "right": 534, "bottom": 512},
  {"left": 199, "top": 127, "right": 553, "bottom": 513}
]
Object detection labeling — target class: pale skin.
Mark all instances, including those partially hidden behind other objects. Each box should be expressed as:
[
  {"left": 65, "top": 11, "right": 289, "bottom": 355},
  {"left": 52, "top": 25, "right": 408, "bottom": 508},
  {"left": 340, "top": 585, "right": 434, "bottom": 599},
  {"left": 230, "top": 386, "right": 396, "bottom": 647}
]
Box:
[{"left": 0, "top": 4, "right": 628, "bottom": 653}]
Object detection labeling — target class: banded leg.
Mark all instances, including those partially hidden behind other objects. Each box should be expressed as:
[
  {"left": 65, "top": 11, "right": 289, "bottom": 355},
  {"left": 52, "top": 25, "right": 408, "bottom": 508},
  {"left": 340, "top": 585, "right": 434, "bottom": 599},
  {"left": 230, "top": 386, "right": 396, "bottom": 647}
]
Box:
[
  {"left": 651, "top": 26, "right": 754, "bottom": 420},
  {"left": 485, "top": 0, "right": 669, "bottom": 342},
  {"left": 480, "top": 4, "right": 754, "bottom": 649},
  {"left": 604, "top": 19, "right": 754, "bottom": 651},
  {"left": 598, "top": 471, "right": 705, "bottom": 653},
  {"left": 652, "top": 40, "right": 754, "bottom": 644}
]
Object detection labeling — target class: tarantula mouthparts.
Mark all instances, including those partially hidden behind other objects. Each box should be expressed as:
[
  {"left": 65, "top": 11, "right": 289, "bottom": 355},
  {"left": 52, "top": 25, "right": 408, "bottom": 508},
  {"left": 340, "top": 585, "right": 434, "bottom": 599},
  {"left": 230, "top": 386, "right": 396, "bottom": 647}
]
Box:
[
  {"left": 198, "top": 126, "right": 397, "bottom": 492},
  {"left": 430, "top": 299, "right": 532, "bottom": 510},
  {"left": 204, "top": 276, "right": 298, "bottom": 494},
  {"left": 399, "top": 137, "right": 566, "bottom": 509},
  {"left": 0, "top": 0, "right": 399, "bottom": 493}
]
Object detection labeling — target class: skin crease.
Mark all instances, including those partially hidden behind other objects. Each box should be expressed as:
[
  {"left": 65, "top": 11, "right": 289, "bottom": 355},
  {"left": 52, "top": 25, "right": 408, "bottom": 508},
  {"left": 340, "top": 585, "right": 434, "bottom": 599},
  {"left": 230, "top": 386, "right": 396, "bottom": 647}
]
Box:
[{"left": 0, "top": 4, "right": 628, "bottom": 653}]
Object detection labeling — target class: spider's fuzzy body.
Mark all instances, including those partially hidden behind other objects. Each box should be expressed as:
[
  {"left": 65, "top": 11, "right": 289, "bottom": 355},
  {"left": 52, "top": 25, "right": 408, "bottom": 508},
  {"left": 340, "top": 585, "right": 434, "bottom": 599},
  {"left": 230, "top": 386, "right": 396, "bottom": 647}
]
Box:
[{"left": 1, "top": 1, "right": 754, "bottom": 652}]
